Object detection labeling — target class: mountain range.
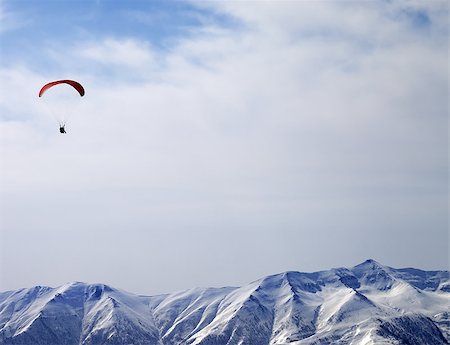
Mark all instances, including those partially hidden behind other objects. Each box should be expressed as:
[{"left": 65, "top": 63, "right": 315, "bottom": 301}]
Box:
[{"left": 0, "top": 259, "right": 448, "bottom": 345}]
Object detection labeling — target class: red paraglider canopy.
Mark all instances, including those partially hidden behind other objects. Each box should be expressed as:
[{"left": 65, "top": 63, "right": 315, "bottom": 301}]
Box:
[{"left": 39, "top": 80, "right": 85, "bottom": 97}]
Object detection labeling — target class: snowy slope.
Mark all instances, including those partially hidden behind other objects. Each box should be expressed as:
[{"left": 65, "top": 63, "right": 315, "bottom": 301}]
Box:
[
  {"left": 0, "top": 282, "right": 161, "bottom": 345},
  {"left": 0, "top": 260, "right": 448, "bottom": 345}
]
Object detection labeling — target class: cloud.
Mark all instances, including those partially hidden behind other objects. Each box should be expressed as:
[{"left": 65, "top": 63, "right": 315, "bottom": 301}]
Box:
[
  {"left": 0, "top": 1, "right": 448, "bottom": 293},
  {"left": 0, "top": 1, "right": 27, "bottom": 34},
  {"left": 0, "top": 2, "right": 15, "bottom": 33},
  {"left": 76, "top": 38, "right": 156, "bottom": 68}
]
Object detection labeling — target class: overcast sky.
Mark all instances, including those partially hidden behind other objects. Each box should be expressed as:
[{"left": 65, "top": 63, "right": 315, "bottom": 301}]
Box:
[{"left": 0, "top": 0, "right": 448, "bottom": 295}]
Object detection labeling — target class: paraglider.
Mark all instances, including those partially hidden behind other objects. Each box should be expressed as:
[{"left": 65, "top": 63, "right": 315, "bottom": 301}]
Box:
[{"left": 38, "top": 80, "right": 85, "bottom": 133}]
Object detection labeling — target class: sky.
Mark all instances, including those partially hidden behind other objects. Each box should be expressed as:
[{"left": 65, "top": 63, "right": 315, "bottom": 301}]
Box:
[{"left": 0, "top": 0, "right": 448, "bottom": 295}]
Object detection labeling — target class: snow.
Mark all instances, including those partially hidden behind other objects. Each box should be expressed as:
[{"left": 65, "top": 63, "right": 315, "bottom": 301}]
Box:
[{"left": 0, "top": 260, "right": 448, "bottom": 345}]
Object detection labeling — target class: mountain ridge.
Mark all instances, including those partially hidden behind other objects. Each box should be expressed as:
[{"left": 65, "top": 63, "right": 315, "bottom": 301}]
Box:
[{"left": 0, "top": 259, "right": 448, "bottom": 345}]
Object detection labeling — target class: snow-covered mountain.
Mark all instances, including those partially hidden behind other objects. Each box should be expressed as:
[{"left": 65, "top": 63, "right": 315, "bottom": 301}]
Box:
[{"left": 0, "top": 260, "right": 448, "bottom": 345}]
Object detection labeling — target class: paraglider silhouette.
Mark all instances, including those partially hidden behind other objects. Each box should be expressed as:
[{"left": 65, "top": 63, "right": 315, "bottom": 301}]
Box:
[{"left": 39, "top": 80, "right": 85, "bottom": 133}]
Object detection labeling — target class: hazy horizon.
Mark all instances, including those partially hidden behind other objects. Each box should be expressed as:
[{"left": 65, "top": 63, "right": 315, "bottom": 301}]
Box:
[{"left": 2, "top": 258, "right": 448, "bottom": 296}]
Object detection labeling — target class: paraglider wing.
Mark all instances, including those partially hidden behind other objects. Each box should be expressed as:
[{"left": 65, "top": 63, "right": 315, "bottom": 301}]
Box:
[{"left": 39, "top": 80, "right": 85, "bottom": 97}]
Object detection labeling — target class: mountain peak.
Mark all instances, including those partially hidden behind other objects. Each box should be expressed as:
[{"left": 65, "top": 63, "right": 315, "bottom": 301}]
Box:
[
  {"left": 355, "top": 259, "right": 384, "bottom": 268},
  {"left": 351, "top": 259, "right": 389, "bottom": 275},
  {"left": 351, "top": 259, "right": 396, "bottom": 290}
]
